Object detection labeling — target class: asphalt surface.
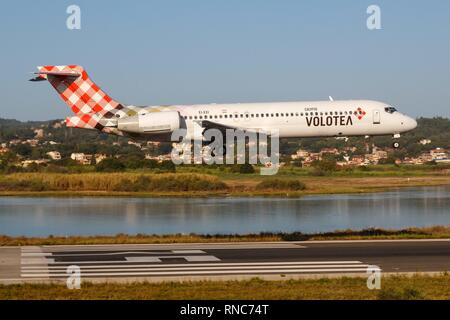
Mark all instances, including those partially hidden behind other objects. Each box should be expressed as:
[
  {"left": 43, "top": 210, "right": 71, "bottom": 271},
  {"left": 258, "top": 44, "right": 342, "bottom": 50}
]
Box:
[{"left": 1, "top": 239, "right": 449, "bottom": 283}]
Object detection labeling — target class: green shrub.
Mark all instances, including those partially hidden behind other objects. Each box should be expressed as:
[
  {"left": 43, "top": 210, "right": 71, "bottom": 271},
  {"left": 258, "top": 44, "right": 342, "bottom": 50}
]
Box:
[
  {"left": 230, "top": 164, "right": 255, "bottom": 174},
  {"left": 95, "top": 158, "right": 126, "bottom": 172},
  {"left": 158, "top": 160, "right": 176, "bottom": 172},
  {"left": 377, "top": 287, "right": 425, "bottom": 300},
  {"left": 312, "top": 159, "right": 337, "bottom": 172}
]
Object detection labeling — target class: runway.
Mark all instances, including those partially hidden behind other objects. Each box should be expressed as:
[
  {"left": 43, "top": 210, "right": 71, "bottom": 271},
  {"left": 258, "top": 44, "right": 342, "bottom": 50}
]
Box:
[{"left": 1, "top": 239, "right": 449, "bottom": 283}]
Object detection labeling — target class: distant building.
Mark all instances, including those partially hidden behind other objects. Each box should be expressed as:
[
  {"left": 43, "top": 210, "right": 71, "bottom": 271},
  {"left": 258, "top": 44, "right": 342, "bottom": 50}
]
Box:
[
  {"left": 348, "top": 155, "right": 366, "bottom": 166},
  {"left": 128, "top": 141, "right": 142, "bottom": 148},
  {"left": 46, "top": 151, "right": 61, "bottom": 160},
  {"left": 419, "top": 139, "right": 431, "bottom": 145},
  {"left": 320, "top": 148, "right": 339, "bottom": 156},
  {"left": 94, "top": 154, "right": 107, "bottom": 164},
  {"left": 70, "top": 153, "right": 93, "bottom": 165},
  {"left": 9, "top": 139, "right": 22, "bottom": 145},
  {"left": 145, "top": 154, "right": 172, "bottom": 163},
  {"left": 34, "top": 129, "right": 44, "bottom": 139},
  {"left": 0, "top": 146, "right": 10, "bottom": 154},
  {"left": 418, "top": 152, "right": 433, "bottom": 163},
  {"left": 343, "top": 146, "right": 357, "bottom": 153},
  {"left": 52, "top": 121, "right": 63, "bottom": 129},
  {"left": 430, "top": 148, "right": 448, "bottom": 160},
  {"left": 24, "top": 139, "right": 39, "bottom": 147},
  {"left": 365, "top": 147, "right": 388, "bottom": 164},
  {"left": 21, "top": 159, "right": 49, "bottom": 167},
  {"left": 291, "top": 149, "right": 309, "bottom": 160}
]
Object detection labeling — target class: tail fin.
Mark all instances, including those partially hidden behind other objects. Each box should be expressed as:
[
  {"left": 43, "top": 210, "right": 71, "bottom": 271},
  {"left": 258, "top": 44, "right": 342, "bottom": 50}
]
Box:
[{"left": 31, "top": 65, "right": 128, "bottom": 119}]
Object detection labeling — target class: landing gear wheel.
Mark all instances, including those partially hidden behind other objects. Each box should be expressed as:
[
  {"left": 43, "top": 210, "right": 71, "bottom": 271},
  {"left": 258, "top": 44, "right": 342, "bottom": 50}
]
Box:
[{"left": 392, "top": 141, "right": 400, "bottom": 149}]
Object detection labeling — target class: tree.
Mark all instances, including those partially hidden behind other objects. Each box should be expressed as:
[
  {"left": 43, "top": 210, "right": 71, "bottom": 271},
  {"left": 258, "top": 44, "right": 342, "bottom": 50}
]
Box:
[
  {"left": 95, "top": 158, "right": 125, "bottom": 172},
  {"left": 159, "top": 160, "right": 176, "bottom": 172},
  {"left": 238, "top": 163, "right": 255, "bottom": 174},
  {"left": 312, "top": 158, "right": 337, "bottom": 172}
]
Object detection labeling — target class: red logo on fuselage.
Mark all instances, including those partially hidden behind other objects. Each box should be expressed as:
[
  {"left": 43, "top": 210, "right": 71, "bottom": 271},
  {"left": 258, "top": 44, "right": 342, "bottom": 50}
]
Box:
[{"left": 355, "top": 107, "right": 366, "bottom": 120}]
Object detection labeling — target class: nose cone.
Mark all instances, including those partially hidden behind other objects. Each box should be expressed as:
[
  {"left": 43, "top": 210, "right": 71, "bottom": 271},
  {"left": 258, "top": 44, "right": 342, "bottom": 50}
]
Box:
[
  {"left": 409, "top": 117, "right": 418, "bottom": 130},
  {"left": 404, "top": 117, "right": 417, "bottom": 131}
]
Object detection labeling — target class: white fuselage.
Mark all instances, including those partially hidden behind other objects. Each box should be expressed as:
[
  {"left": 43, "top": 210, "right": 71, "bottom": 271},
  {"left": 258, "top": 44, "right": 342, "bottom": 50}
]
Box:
[{"left": 156, "top": 99, "right": 417, "bottom": 140}]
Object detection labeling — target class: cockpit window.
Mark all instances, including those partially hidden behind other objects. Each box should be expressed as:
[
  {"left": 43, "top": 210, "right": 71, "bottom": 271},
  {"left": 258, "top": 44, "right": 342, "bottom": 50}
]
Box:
[{"left": 384, "top": 106, "right": 397, "bottom": 114}]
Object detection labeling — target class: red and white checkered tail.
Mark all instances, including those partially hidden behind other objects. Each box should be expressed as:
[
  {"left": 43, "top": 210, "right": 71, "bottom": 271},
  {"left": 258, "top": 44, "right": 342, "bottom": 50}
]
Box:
[{"left": 31, "top": 65, "right": 128, "bottom": 129}]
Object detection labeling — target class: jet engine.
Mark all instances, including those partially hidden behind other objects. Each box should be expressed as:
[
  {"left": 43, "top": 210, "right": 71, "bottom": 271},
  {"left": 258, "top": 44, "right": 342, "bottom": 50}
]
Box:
[{"left": 117, "top": 111, "right": 181, "bottom": 134}]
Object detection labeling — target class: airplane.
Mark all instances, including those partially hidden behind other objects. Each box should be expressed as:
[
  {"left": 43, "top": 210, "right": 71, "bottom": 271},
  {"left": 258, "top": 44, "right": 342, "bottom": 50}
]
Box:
[{"left": 31, "top": 65, "right": 417, "bottom": 149}]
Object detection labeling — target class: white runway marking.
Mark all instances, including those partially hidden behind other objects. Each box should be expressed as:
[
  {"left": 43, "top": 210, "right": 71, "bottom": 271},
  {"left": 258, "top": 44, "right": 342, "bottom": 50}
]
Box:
[
  {"left": 21, "top": 268, "right": 372, "bottom": 278},
  {"left": 22, "top": 264, "right": 371, "bottom": 273},
  {"left": 22, "top": 260, "right": 364, "bottom": 269},
  {"left": 125, "top": 257, "right": 162, "bottom": 263},
  {"left": 20, "top": 245, "right": 371, "bottom": 279},
  {"left": 184, "top": 255, "right": 221, "bottom": 262},
  {"left": 45, "top": 250, "right": 206, "bottom": 257}
]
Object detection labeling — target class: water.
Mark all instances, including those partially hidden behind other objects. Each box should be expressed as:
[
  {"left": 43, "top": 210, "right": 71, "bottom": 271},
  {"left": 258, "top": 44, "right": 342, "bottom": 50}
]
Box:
[{"left": 0, "top": 186, "right": 449, "bottom": 237}]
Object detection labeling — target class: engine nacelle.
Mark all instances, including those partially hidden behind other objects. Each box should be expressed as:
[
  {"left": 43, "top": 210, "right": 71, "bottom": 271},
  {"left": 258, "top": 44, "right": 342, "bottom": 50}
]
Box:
[{"left": 117, "top": 111, "right": 181, "bottom": 134}]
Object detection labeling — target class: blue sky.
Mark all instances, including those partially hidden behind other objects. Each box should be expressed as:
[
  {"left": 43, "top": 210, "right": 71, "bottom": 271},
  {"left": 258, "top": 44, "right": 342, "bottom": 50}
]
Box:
[{"left": 0, "top": 0, "right": 449, "bottom": 120}]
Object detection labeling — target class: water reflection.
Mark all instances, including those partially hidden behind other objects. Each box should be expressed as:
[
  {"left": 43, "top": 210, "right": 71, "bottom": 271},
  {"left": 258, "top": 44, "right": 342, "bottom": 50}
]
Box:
[{"left": 0, "top": 186, "right": 449, "bottom": 237}]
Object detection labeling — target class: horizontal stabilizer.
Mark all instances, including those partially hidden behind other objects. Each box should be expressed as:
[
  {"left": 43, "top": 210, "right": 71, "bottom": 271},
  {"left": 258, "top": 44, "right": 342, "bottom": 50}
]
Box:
[{"left": 30, "top": 66, "right": 82, "bottom": 81}]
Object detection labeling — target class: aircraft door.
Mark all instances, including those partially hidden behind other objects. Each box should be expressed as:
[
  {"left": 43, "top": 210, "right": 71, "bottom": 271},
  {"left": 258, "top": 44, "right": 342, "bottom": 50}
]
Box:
[{"left": 373, "top": 110, "right": 381, "bottom": 124}]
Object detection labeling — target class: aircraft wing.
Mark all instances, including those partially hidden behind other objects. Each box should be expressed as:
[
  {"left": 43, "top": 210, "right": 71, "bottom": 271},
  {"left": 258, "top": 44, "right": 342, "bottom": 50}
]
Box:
[{"left": 199, "top": 120, "right": 269, "bottom": 136}]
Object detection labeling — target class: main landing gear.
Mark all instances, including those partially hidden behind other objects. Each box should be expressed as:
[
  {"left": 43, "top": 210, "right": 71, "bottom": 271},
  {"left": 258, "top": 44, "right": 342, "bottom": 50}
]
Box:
[{"left": 392, "top": 133, "right": 401, "bottom": 149}]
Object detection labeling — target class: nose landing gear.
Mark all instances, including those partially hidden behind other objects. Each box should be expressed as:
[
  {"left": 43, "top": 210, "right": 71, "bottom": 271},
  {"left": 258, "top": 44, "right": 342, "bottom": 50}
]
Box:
[{"left": 392, "top": 133, "right": 401, "bottom": 149}]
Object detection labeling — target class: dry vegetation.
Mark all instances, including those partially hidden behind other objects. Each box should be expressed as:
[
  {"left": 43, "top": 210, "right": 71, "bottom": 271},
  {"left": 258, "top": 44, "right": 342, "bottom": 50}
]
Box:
[
  {"left": 1, "top": 274, "right": 449, "bottom": 300},
  {"left": 0, "top": 172, "right": 449, "bottom": 197},
  {"left": 0, "top": 173, "right": 227, "bottom": 192},
  {"left": 1, "top": 226, "right": 449, "bottom": 246}
]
